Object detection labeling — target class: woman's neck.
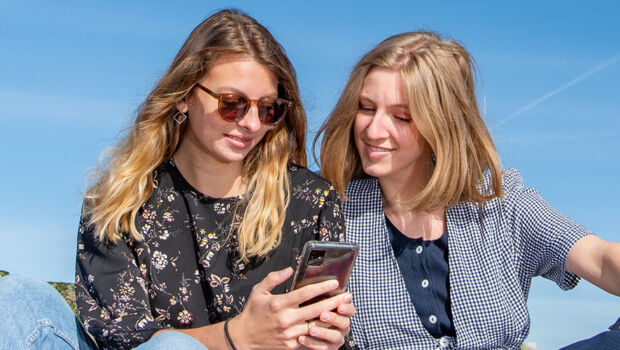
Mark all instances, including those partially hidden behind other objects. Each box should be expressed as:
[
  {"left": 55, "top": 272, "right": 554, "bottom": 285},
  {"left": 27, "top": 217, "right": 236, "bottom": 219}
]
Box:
[
  {"left": 378, "top": 171, "right": 445, "bottom": 240},
  {"left": 377, "top": 166, "right": 428, "bottom": 209},
  {"left": 383, "top": 204, "right": 445, "bottom": 240},
  {"left": 173, "top": 142, "right": 247, "bottom": 198}
]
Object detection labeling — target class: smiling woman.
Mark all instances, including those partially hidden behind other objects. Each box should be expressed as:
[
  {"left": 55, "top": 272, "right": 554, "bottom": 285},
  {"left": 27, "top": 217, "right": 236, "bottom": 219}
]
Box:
[
  {"left": 317, "top": 30, "right": 620, "bottom": 350},
  {"left": 353, "top": 67, "right": 432, "bottom": 208},
  {"left": 0, "top": 9, "right": 355, "bottom": 350},
  {"left": 172, "top": 55, "right": 282, "bottom": 203}
]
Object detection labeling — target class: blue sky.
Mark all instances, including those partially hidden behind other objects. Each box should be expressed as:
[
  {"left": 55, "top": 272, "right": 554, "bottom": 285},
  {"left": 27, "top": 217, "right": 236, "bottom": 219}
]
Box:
[{"left": 1, "top": 1, "right": 618, "bottom": 348}]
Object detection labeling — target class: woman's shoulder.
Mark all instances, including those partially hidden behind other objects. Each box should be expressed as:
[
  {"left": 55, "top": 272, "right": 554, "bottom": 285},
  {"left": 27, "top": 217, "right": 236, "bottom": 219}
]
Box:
[
  {"left": 151, "top": 159, "right": 182, "bottom": 192},
  {"left": 476, "top": 168, "right": 526, "bottom": 200},
  {"left": 287, "top": 164, "right": 335, "bottom": 191},
  {"left": 345, "top": 176, "right": 378, "bottom": 198},
  {"left": 499, "top": 168, "right": 526, "bottom": 193},
  {"left": 286, "top": 165, "right": 343, "bottom": 212}
]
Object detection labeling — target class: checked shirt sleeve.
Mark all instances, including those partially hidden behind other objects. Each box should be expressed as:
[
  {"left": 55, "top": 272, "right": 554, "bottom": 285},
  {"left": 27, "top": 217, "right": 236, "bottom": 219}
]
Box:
[{"left": 504, "top": 170, "right": 592, "bottom": 290}]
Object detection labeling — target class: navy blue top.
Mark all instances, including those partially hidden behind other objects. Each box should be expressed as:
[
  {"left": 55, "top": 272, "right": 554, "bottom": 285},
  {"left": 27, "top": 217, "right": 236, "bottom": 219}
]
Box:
[{"left": 385, "top": 216, "right": 455, "bottom": 338}]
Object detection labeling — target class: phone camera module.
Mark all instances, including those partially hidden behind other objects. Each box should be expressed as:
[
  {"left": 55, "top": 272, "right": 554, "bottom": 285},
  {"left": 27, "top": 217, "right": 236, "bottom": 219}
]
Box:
[{"left": 307, "top": 250, "right": 326, "bottom": 266}]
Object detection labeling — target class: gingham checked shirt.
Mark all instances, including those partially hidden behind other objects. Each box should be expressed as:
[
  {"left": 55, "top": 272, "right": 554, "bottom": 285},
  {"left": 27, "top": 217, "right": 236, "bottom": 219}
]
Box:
[{"left": 344, "top": 169, "right": 591, "bottom": 350}]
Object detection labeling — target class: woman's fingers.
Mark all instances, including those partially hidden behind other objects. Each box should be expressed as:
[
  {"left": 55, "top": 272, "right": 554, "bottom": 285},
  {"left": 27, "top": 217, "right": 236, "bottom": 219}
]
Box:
[
  {"left": 298, "top": 323, "right": 344, "bottom": 349},
  {"left": 297, "top": 292, "right": 352, "bottom": 321},
  {"left": 336, "top": 301, "right": 355, "bottom": 317},
  {"left": 275, "top": 279, "right": 339, "bottom": 310},
  {"left": 318, "top": 310, "right": 350, "bottom": 331},
  {"left": 298, "top": 334, "right": 330, "bottom": 350},
  {"left": 312, "top": 320, "right": 331, "bottom": 329},
  {"left": 252, "top": 267, "right": 293, "bottom": 295},
  {"left": 278, "top": 320, "right": 313, "bottom": 341}
]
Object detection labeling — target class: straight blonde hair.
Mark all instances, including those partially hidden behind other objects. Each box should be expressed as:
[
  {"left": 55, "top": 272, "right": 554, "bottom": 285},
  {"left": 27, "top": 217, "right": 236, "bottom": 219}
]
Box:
[
  {"left": 86, "top": 9, "right": 306, "bottom": 261},
  {"left": 317, "top": 31, "right": 502, "bottom": 210}
]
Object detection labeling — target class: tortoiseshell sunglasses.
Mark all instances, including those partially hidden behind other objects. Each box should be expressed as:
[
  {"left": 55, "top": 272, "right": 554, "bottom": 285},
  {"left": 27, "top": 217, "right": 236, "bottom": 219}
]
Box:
[{"left": 195, "top": 83, "right": 293, "bottom": 126}]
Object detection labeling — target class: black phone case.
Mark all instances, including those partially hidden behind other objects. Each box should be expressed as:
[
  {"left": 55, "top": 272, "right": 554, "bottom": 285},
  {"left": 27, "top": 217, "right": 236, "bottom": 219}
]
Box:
[{"left": 291, "top": 241, "right": 359, "bottom": 306}]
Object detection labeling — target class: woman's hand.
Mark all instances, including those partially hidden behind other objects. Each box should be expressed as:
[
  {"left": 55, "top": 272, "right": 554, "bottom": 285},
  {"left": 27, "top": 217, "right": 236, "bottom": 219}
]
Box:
[
  {"left": 228, "top": 267, "right": 353, "bottom": 350},
  {"left": 298, "top": 301, "right": 355, "bottom": 350}
]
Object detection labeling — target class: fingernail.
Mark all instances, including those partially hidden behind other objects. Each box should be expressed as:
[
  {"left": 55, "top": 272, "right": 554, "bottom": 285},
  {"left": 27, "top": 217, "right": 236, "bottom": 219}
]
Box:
[
  {"left": 329, "top": 280, "right": 339, "bottom": 288},
  {"left": 309, "top": 326, "right": 319, "bottom": 336},
  {"left": 344, "top": 293, "right": 353, "bottom": 302},
  {"left": 281, "top": 267, "right": 291, "bottom": 275},
  {"left": 298, "top": 336, "right": 306, "bottom": 344},
  {"left": 321, "top": 312, "right": 330, "bottom": 321}
]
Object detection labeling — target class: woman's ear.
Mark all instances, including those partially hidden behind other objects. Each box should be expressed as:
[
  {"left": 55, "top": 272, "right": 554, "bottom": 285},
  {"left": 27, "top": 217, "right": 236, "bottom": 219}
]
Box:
[{"left": 176, "top": 99, "right": 189, "bottom": 114}]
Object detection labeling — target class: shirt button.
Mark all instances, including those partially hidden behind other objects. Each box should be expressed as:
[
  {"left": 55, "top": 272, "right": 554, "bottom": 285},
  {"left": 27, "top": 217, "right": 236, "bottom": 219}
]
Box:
[
  {"left": 439, "top": 336, "right": 449, "bottom": 348},
  {"left": 421, "top": 279, "right": 429, "bottom": 288},
  {"left": 429, "top": 314, "right": 437, "bottom": 324},
  {"left": 416, "top": 245, "right": 423, "bottom": 254}
]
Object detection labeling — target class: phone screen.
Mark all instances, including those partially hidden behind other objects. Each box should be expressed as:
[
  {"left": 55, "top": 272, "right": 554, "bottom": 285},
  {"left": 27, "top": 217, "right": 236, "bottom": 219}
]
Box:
[{"left": 291, "top": 241, "right": 359, "bottom": 306}]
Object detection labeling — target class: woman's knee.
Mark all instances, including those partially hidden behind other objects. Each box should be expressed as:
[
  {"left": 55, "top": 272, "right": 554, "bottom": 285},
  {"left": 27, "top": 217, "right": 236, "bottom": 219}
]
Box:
[
  {"left": 137, "top": 331, "right": 208, "bottom": 350},
  {"left": 0, "top": 275, "right": 70, "bottom": 313},
  {"left": 0, "top": 275, "right": 84, "bottom": 349}
]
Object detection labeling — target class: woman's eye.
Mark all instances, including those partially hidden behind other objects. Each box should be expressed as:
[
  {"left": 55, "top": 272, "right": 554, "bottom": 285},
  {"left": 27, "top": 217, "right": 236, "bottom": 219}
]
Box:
[
  {"left": 394, "top": 115, "right": 411, "bottom": 122},
  {"left": 358, "top": 104, "right": 375, "bottom": 113}
]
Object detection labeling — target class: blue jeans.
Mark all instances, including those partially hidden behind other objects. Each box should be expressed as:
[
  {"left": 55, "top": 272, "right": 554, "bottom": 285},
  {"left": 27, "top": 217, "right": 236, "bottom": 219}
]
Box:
[
  {"left": 560, "top": 317, "right": 620, "bottom": 350},
  {"left": 0, "top": 275, "right": 207, "bottom": 349}
]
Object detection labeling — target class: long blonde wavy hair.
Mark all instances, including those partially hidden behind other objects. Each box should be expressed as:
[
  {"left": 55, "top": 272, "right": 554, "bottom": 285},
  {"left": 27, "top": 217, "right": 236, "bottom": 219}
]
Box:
[
  {"left": 317, "top": 31, "right": 502, "bottom": 210},
  {"left": 86, "top": 9, "right": 307, "bottom": 261}
]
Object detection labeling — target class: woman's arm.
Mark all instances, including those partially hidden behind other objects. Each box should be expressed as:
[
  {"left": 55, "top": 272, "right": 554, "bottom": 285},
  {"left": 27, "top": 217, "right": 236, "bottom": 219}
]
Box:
[
  {"left": 504, "top": 172, "right": 620, "bottom": 296},
  {"left": 155, "top": 267, "right": 350, "bottom": 350},
  {"left": 566, "top": 235, "right": 620, "bottom": 296},
  {"left": 75, "top": 214, "right": 165, "bottom": 349}
]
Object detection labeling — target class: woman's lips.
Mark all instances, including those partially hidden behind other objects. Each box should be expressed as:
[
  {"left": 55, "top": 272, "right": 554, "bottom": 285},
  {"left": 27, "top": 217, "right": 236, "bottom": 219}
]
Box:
[
  {"left": 225, "top": 134, "right": 253, "bottom": 148},
  {"left": 365, "top": 143, "right": 393, "bottom": 159}
]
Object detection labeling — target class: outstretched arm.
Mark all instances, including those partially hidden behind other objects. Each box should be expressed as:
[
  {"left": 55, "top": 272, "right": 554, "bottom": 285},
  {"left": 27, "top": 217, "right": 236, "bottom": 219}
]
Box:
[{"left": 566, "top": 235, "right": 620, "bottom": 296}]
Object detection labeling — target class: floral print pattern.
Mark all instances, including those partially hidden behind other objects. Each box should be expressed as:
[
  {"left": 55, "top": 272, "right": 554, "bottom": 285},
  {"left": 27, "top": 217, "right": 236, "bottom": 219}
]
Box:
[{"left": 75, "top": 160, "right": 345, "bottom": 349}]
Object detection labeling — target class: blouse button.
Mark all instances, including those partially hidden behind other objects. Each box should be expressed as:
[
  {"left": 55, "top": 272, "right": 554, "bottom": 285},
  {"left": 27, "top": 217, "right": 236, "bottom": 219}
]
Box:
[
  {"left": 429, "top": 314, "right": 437, "bottom": 324},
  {"left": 421, "top": 279, "right": 429, "bottom": 288},
  {"left": 416, "top": 245, "right": 423, "bottom": 254},
  {"left": 439, "top": 336, "right": 450, "bottom": 348}
]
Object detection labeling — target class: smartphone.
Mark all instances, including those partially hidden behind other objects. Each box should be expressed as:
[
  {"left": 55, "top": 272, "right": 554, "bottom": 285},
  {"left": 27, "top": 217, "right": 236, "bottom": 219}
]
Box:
[{"left": 290, "top": 241, "right": 359, "bottom": 306}]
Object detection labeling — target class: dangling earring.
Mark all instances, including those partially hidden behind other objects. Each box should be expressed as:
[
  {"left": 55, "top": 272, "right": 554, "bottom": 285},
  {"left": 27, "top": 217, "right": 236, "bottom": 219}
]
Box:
[
  {"left": 174, "top": 110, "right": 187, "bottom": 125},
  {"left": 431, "top": 152, "right": 437, "bottom": 165}
]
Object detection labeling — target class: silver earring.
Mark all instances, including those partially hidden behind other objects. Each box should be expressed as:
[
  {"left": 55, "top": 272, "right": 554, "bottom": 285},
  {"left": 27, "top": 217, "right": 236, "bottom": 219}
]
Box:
[{"left": 174, "top": 111, "right": 187, "bottom": 125}]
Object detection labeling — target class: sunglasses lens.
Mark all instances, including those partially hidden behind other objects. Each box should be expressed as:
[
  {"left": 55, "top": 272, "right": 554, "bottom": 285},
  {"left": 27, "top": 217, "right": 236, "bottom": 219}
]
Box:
[
  {"left": 219, "top": 95, "right": 249, "bottom": 121},
  {"left": 260, "top": 99, "right": 289, "bottom": 125}
]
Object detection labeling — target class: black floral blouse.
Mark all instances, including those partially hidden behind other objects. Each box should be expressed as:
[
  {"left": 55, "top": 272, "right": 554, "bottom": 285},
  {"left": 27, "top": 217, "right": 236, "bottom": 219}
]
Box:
[{"left": 75, "top": 160, "right": 346, "bottom": 349}]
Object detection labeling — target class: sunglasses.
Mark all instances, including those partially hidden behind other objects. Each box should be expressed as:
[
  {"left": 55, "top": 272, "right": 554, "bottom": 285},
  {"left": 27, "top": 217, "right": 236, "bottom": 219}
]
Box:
[{"left": 195, "top": 83, "right": 293, "bottom": 126}]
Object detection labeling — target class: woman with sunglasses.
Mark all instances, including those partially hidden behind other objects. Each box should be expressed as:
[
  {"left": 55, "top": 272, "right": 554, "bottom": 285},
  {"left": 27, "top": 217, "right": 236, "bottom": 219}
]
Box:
[
  {"left": 317, "top": 31, "right": 620, "bottom": 349},
  {"left": 0, "top": 9, "right": 354, "bottom": 350}
]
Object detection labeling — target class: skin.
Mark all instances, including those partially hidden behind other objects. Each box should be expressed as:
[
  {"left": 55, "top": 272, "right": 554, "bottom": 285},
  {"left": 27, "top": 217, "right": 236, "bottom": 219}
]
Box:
[
  {"left": 354, "top": 67, "right": 444, "bottom": 240},
  {"left": 158, "top": 54, "right": 354, "bottom": 349},
  {"left": 566, "top": 235, "right": 620, "bottom": 296},
  {"left": 354, "top": 66, "right": 620, "bottom": 302},
  {"left": 174, "top": 54, "right": 276, "bottom": 198}
]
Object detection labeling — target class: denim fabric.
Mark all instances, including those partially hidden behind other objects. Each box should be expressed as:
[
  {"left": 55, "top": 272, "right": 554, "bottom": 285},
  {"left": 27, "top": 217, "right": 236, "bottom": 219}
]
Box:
[
  {"left": 560, "top": 318, "right": 620, "bottom": 350},
  {"left": 0, "top": 275, "right": 96, "bottom": 350},
  {"left": 0, "top": 275, "right": 207, "bottom": 350},
  {"left": 135, "top": 331, "right": 207, "bottom": 350}
]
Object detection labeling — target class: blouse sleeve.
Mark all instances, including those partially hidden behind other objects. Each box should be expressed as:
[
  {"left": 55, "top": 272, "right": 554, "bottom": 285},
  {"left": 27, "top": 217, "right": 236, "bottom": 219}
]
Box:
[
  {"left": 504, "top": 170, "right": 592, "bottom": 290},
  {"left": 75, "top": 212, "right": 164, "bottom": 349},
  {"left": 314, "top": 184, "right": 346, "bottom": 243},
  {"left": 314, "top": 185, "right": 360, "bottom": 350}
]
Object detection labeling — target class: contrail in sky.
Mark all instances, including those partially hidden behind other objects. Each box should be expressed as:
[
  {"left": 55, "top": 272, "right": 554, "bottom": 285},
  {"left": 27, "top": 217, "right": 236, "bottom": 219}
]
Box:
[{"left": 496, "top": 53, "right": 620, "bottom": 127}]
